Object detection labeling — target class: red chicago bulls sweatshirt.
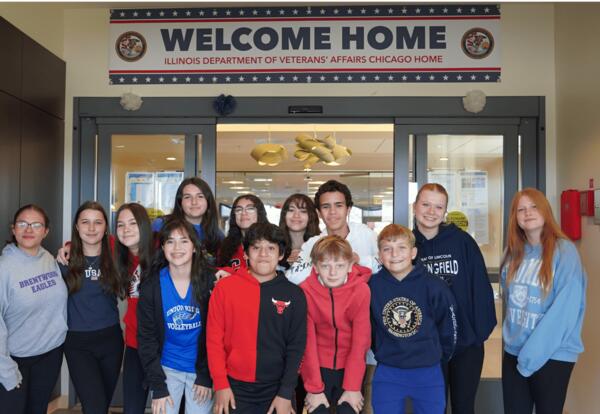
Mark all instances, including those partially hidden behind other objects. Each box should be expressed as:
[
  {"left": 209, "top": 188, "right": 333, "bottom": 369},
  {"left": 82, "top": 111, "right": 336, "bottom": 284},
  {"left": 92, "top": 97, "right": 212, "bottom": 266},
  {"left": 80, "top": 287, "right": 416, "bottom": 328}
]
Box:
[
  {"left": 300, "top": 264, "right": 372, "bottom": 393},
  {"left": 207, "top": 268, "right": 307, "bottom": 400}
]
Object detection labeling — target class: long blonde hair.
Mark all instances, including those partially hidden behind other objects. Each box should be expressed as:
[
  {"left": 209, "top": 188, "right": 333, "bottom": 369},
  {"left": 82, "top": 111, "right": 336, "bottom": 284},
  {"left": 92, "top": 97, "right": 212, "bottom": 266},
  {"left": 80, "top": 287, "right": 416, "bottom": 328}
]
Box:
[{"left": 501, "top": 188, "right": 566, "bottom": 293}]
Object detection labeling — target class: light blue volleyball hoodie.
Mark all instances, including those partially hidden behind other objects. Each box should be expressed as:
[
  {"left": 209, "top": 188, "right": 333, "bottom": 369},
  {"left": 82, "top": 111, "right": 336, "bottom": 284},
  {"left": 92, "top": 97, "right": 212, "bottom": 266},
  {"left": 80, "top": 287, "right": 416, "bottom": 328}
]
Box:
[
  {"left": 0, "top": 244, "right": 68, "bottom": 390},
  {"left": 501, "top": 239, "right": 586, "bottom": 377}
]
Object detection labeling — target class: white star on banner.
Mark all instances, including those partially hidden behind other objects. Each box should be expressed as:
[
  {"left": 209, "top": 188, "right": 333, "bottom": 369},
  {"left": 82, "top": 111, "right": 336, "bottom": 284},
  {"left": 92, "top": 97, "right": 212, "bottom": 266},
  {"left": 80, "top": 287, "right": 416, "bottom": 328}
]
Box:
[
  {"left": 361, "top": 8, "right": 367, "bottom": 14},
  {"left": 212, "top": 77, "right": 217, "bottom": 82},
  {"left": 266, "top": 10, "right": 271, "bottom": 15},
  {"left": 388, "top": 75, "right": 394, "bottom": 80},
  {"left": 320, "top": 76, "right": 326, "bottom": 81},
  {"left": 401, "top": 8, "right": 407, "bottom": 14},
  {"left": 443, "top": 75, "right": 449, "bottom": 80},
  {"left": 415, "top": 75, "right": 421, "bottom": 80},
  {"left": 159, "top": 77, "right": 164, "bottom": 82},
  {"left": 292, "top": 9, "right": 298, "bottom": 15},
  {"left": 185, "top": 77, "right": 191, "bottom": 82},
  {"left": 333, "top": 9, "right": 339, "bottom": 14},
  {"left": 306, "top": 8, "right": 312, "bottom": 15},
  {"left": 333, "top": 76, "right": 339, "bottom": 81},
  {"left": 457, "top": 8, "right": 462, "bottom": 13},
  {"left": 361, "top": 75, "right": 366, "bottom": 81},
  {"left": 293, "top": 76, "right": 299, "bottom": 81},
  {"left": 225, "top": 10, "right": 231, "bottom": 16},
  {"left": 347, "top": 75, "right": 353, "bottom": 80},
  {"left": 279, "top": 9, "right": 285, "bottom": 15},
  {"left": 429, "top": 8, "right": 435, "bottom": 13},
  {"left": 146, "top": 11, "right": 151, "bottom": 16},
  {"left": 416, "top": 8, "right": 421, "bottom": 13},
  {"left": 402, "top": 75, "right": 408, "bottom": 81},
  {"left": 388, "top": 8, "right": 394, "bottom": 14},
  {"left": 347, "top": 9, "right": 353, "bottom": 14},
  {"left": 120, "top": 12, "right": 125, "bottom": 17},
  {"left": 374, "top": 8, "right": 380, "bottom": 14},
  {"left": 429, "top": 75, "right": 435, "bottom": 80},
  {"left": 199, "top": 11, "right": 204, "bottom": 16},
  {"left": 172, "top": 11, "right": 178, "bottom": 16},
  {"left": 484, "top": 8, "right": 490, "bottom": 13},
  {"left": 133, "top": 12, "right": 138, "bottom": 17},
  {"left": 253, "top": 76, "right": 259, "bottom": 81},
  {"left": 212, "top": 10, "right": 218, "bottom": 16},
  {"left": 471, "top": 75, "right": 477, "bottom": 80},
  {"left": 239, "top": 10, "right": 245, "bottom": 16},
  {"left": 252, "top": 9, "right": 259, "bottom": 15},
  {"left": 225, "top": 76, "right": 231, "bottom": 82},
  {"left": 443, "top": 8, "right": 448, "bottom": 13},
  {"left": 471, "top": 8, "right": 476, "bottom": 13},
  {"left": 199, "top": 77, "right": 204, "bottom": 82},
  {"left": 186, "top": 11, "right": 191, "bottom": 16},
  {"left": 145, "top": 77, "right": 151, "bottom": 82},
  {"left": 119, "top": 77, "right": 125, "bottom": 82},
  {"left": 374, "top": 75, "right": 380, "bottom": 80},
  {"left": 279, "top": 75, "right": 285, "bottom": 81},
  {"left": 172, "top": 77, "right": 177, "bottom": 82},
  {"left": 266, "top": 76, "right": 271, "bottom": 81},
  {"left": 457, "top": 75, "right": 463, "bottom": 80},
  {"left": 320, "top": 9, "right": 326, "bottom": 14},
  {"left": 306, "top": 76, "right": 312, "bottom": 82},
  {"left": 159, "top": 11, "right": 165, "bottom": 16},
  {"left": 239, "top": 76, "right": 245, "bottom": 81},
  {"left": 485, "top": 75, "right": 490, "bottom": 80},
  {"left": 132, "top": 77, "right": 138, "bottom": 82}
]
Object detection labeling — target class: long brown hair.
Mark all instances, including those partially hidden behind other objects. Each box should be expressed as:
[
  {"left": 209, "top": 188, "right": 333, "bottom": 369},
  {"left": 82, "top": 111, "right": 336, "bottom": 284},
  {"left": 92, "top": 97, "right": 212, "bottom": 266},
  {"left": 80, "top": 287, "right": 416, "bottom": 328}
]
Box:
[
  {"left": 279, "top": 193, "right": 321, "bottom": 261},
  {"left": 65, "top": 201, "right": 123, "bottom": 298},
  {"left": 501, "top": 188, "right": 566, "bottom": 293}
]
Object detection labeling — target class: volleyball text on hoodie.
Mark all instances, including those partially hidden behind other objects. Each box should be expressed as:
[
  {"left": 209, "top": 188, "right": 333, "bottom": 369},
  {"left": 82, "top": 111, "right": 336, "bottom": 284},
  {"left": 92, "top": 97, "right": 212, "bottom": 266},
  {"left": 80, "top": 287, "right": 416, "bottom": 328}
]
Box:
[
  {"left": 369, "top": 264, "right": 457, "bottom": 368},
  {"left": 413, "top": 223, "right": 496, "bottom": 353},
  {"left": 300, "top": 264, "right": 372, "bottom": 394},
  {"left": 501, "top": 239, "right": 586, "bottom": 377}
]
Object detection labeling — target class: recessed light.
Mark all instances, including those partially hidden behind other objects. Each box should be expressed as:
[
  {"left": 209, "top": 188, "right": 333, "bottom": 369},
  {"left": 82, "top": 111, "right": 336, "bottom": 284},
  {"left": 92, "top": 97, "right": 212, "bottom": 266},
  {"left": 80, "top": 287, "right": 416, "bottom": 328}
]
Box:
[
  {"left": 383, "top": 191, "right": 394, "bottom": 195},
  {"left": 253, "top": 178, "right": 272, "bottom": 182},
  {"left": 223, "top": 180, "right": 244, "bottom": 184},
  {"left": 115, "top": 145, "right": 125, "bottom": 149},
  {"left": 230, "top": 186, "right": 249, "bottom": 190},
  {"left": 373, "top": 194, "right": 385, "bottom": 198},
  {"left": 308, "top": 181, "right": 326, "bottom": 185},
  {"left": 166, "top": 157, "right": 177, "bottom": 161},
  {"left": 440, "top": 157, "right": 449, "bottom": 161}
]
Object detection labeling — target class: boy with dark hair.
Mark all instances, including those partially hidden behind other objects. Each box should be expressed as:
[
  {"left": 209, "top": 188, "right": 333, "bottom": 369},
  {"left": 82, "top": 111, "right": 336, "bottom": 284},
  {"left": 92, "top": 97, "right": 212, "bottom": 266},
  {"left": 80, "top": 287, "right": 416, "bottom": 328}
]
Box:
[
  {"left": 207, "top": 223, "right": 307, "bottom": 414},
  {"left": 369, "top": 224, "right": 457, "bottom": 414}
]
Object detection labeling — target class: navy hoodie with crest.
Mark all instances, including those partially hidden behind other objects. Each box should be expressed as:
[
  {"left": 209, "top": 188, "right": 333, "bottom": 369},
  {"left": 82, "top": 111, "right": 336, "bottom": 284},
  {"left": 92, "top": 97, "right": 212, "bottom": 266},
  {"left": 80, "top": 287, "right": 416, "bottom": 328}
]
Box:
[
  {"left": 369, "top": 264, "right": 458, "bottom": 368},
  {"left": 413, "top": 223, "right": 496, "bottom": 354}
]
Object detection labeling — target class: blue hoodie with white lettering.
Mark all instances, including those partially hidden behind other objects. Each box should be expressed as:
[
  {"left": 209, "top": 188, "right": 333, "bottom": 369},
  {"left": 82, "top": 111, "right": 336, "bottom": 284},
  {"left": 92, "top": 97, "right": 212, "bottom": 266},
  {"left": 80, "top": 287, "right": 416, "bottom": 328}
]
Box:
[
  {"left": 413, "top": 223, "right": 496, "bottom": 354},
  {"left": 501, "top": 239, "right": 586, "bottom": 377}
]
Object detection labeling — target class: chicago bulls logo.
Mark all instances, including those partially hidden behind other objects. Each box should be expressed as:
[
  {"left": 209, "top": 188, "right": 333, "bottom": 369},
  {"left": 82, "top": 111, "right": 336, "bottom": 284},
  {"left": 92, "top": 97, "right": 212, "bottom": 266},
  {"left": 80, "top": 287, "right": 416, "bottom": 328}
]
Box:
[{"left": 272, "top": 298, "right": 291, "bottom": 315}]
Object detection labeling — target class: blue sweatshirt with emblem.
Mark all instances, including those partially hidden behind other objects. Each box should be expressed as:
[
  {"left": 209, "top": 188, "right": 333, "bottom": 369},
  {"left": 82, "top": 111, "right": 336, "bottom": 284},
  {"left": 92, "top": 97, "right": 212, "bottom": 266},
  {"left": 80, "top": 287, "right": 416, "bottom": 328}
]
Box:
[
  {"left": 501, "top": 239, "right": 586, "bottom": 377},
  {"left": 414, "top": 223, "right": 496, "bottom": 354},
  {"left": 369, "top": 264, "right": 457, "bottom": 368}
]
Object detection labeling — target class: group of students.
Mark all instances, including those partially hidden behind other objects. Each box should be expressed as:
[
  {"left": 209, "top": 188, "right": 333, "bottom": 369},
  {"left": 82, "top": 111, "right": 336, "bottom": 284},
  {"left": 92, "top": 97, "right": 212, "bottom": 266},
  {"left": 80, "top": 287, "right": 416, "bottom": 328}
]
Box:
[{"left": 0, "top": 176, "right": 586, "bottom": 414}]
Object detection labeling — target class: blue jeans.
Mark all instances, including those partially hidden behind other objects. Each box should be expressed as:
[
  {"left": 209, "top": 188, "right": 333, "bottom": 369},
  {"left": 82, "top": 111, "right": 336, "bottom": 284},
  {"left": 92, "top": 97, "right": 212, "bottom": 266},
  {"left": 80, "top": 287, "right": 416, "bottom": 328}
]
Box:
[{"left": 161, "top": 366, "right": 212, "bottom": 414}]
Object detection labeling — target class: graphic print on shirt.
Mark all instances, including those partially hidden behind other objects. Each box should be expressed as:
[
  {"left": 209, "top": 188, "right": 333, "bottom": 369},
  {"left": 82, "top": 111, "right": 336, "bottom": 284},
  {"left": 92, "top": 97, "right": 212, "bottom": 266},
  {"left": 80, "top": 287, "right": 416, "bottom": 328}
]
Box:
[
  {"left": 165, "top": 304, "right": 201, "bottom": 331},
  {"left": 128, "top": 264, "right": 141, "bottom": 298},
  {"left": 382, "top": 297, "right": 423, "bottom": 338},
  {"left": 84, "top": 267, "right": 100, "bottom": 281},
  {"left": 506, "top": 257, "right": 543, "bottom": 331},
  {"left": 18, "top": 270, "right": 61, "bottom": 293},
  {"left": 271, "top": 297, "right": 291, "bottom": 315},
  {"left": 420, "top": 254, "right": 459, "bottom": 285}
]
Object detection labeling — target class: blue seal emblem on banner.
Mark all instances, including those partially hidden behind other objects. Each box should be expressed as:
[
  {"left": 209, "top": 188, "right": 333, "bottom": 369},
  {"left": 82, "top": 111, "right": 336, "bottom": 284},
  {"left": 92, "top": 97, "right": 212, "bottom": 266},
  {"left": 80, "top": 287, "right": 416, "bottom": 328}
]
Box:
[
  {"left": 461, "top": 28, "right": 494, "bottom": 59},
  {"left": 116, "top": 31, "right": 147, "bottom": 62}
]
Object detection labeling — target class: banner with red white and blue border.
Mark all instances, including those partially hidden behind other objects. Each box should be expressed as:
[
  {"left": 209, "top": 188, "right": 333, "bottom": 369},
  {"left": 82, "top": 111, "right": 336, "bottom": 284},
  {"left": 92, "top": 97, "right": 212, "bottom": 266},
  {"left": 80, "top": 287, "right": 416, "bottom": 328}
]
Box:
[{"left": 109, "top": 4, "right": 501, "bottom": 85}]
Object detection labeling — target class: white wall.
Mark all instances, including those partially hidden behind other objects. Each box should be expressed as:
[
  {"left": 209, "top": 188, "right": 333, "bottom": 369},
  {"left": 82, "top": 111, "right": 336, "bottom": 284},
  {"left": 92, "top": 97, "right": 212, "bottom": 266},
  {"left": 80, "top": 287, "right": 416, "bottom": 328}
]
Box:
[{"left": 556, "top": 4, "right": 600, "bottom": 413}]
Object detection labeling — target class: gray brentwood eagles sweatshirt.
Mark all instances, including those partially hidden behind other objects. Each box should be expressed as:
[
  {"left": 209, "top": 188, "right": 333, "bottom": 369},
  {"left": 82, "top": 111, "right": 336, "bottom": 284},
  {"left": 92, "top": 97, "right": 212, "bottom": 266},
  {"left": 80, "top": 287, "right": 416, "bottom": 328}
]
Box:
[{"left": 0, "top": 243, "right": 68, "bottom": 390}]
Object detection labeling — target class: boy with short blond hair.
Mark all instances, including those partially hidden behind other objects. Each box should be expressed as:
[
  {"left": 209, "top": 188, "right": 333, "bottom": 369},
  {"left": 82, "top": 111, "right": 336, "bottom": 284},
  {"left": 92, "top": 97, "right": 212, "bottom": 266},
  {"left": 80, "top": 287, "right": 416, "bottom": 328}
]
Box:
[
  {"left": 300, "top": 235, "right": 371, "bottom": 414},
  {"left": 369, "top": 224, "right": 457, "bottom": 414}
]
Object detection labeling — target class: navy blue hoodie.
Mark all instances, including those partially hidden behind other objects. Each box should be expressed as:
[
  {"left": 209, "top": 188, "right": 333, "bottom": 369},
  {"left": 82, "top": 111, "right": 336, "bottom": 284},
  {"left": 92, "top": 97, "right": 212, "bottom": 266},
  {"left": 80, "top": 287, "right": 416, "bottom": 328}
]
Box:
[
  {"left": 413, "top": 223, "right": 496, "bottom": 354},
  {"left": 369, "top": 264, "right": 457, "bottom": 368}
]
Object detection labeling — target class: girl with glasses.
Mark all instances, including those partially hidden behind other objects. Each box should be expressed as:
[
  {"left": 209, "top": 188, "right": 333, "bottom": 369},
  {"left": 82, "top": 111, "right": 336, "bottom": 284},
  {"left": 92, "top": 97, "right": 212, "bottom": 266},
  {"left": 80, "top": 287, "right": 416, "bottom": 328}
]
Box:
[{"left": 0, "top": 205, "right": 68, "bottom": 414}]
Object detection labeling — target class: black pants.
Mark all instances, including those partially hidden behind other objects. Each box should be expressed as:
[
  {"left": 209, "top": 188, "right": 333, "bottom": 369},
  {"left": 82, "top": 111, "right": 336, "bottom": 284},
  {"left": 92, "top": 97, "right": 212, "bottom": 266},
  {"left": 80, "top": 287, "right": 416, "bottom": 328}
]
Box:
[
  {"left": 295, "top": 375, "right": 307, "bottom": 413},
  {"left": 64, "top": 324, "right": 124, "bottom": 414},
  {"left": 230, "top": 377, "right": 295, "bottom": 413},
  {"left": 0, "top": 345, "right": 63, "bottom": 414},
  {"left": 502, "top": 352, "right": 574, "bottom": 414},
  {"left": 311, "top": 368, "right": 355, "bottom": 414},
  {"left": 442, "top": 343, "right": 484, "bottom": 414},
  {"left": 123, "top": 346, "right": 149, "bottom": 414}
]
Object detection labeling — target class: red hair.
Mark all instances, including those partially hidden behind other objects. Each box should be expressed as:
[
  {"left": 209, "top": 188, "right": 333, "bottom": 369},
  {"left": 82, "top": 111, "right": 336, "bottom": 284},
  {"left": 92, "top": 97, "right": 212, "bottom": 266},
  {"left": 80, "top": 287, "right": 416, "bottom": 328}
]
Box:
[
  {"left": 415, "top": 183, "right": 449, "bottom": 209},
  {"left": 501, "top": 188, "right": 566, "bottom": 293}
]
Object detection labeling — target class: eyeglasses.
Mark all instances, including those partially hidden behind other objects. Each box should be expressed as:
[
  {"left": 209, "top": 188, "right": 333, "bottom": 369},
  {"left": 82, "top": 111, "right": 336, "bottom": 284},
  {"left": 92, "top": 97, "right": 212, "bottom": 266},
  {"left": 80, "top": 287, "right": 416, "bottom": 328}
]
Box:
[
  {"left": 14, "top": 221, "right": 45, "bottom": 231},
  {"left": 233, "top": 206, "right": 257, "bottom": 215}
]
